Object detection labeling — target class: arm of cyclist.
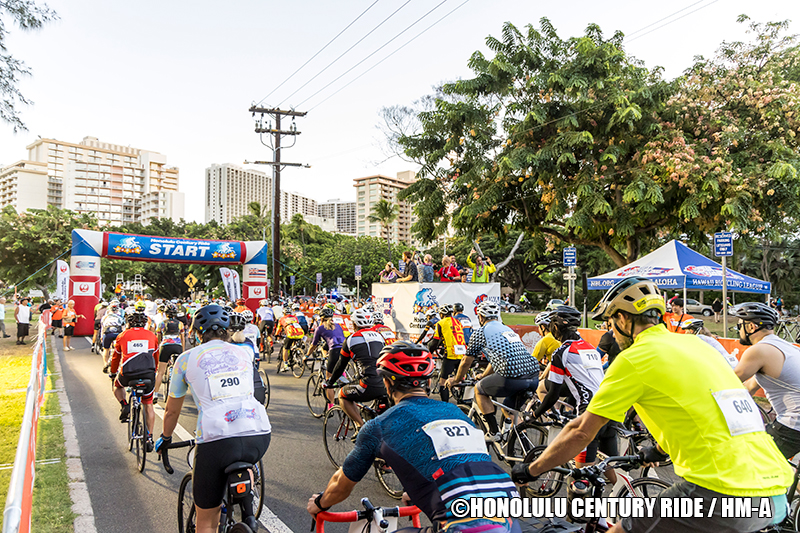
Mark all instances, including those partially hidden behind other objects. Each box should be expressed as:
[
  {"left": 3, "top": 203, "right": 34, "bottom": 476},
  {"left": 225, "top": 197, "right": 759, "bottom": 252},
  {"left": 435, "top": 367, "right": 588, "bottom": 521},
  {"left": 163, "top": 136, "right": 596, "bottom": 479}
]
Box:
[
  {"left": 734, "top": 342, "right": 783, "bottom": 386},
  {"left": 326, "top": 344, "right": 351, "bottom": 386},
  {"left": 444, "top": 355, "right": 474, "bottom": 389},
  {"left": 480, "top": 362, "right": 494, "bottom": 379},
  {"left": 307, "top": 470, "right": 358, "bottom": 516},
  {"left": 306, "top": 326, "right": 324, "bottom": 356},
  {"left": 532, "top": 380, "right": 565, "bottom": 419},
  {"left": 109, "top": 337, "right": 123, "bottom": 375}
]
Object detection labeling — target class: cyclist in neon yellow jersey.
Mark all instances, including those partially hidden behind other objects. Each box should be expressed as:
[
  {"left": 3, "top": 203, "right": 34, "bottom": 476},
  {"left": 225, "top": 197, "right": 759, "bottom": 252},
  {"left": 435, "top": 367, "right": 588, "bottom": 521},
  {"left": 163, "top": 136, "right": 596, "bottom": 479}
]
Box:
[{"left": 513, "top": 277, "right": 792, "bottom": 533}]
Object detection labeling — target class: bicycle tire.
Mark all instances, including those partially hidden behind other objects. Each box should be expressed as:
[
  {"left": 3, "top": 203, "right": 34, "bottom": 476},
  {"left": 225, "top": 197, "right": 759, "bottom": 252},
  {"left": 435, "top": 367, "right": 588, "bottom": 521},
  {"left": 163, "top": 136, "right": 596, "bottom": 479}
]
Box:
[
  {"left": 136, "top": 405, "right": 147, "bottom": 473},
  {"left": 177, "top": 472, "right": 194, "bottom": 533},
  {"left": 306, "top": 372, "right": 327, "bottom": 418},
  {"left": 259, "top": 369, "right": 270, "bottom": 410},
  {"left": 292, "top": 349, "right": 305, "bottom": 378},
  {"left": 505, "top": 420, "right": 548, "bottom": 462},
  {"left": 229, "top": 523, "right": 254, "bottom": 533},
  {"left": 519, "top": 446, "right": 566, "bottom": 498},
  {"left": 374, "top": 459, "right": 404, "bottom": 500},
  {"left": 429, "top": 369, "right": 441, "bottom": 395},
  {"left": 323, "top": 406, "right": 357, "bottom": 469},
  {"left": 791, "top": 496, "right": 800, "bottom": 532},
  {"left": 611, "top": 476, "right": 671, "bottom": 524},
  {"left": 127, "top": 399, "right": 134, "bottom": 452}
]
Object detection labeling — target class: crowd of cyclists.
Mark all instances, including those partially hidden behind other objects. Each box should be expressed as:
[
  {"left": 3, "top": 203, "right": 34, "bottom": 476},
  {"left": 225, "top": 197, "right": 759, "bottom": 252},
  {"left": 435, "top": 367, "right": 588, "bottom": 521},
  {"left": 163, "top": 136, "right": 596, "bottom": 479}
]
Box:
[{"left": 70, "top": 275, "right": 800, "bottom": 533}]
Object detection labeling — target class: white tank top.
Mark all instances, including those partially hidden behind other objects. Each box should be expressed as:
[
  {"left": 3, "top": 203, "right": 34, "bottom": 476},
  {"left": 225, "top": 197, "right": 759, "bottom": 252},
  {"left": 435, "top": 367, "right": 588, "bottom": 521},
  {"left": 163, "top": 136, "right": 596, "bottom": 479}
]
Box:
[{"left": 755, "top": 334, "right": 800, "bottom": 431}]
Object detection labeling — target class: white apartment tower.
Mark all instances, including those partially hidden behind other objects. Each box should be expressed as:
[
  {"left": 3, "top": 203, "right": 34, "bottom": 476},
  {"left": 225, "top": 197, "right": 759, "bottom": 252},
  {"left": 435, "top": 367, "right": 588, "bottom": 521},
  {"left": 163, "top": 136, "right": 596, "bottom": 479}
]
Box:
[
  {"left": 318, "top": 198, "right": 357, "bottom": 235},
  {"left": 354, "top": 171, "right": 416, "bottom": 245},
  {"left": 0, "top": 136, "right": 185, "bottom": 224}
]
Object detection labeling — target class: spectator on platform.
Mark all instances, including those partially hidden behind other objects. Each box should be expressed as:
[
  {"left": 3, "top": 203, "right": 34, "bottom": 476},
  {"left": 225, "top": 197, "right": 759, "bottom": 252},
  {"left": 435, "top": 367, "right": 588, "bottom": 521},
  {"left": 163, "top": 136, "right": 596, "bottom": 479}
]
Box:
[
  {"left": 420, "top": 254, "right": 435, "bottom": 282},
  {"left": 395, "top": 251, "right": 418, "bottom": 282},
  {"left": 379, "top": 263, "right": 397, "bottom": 283},
  {"left": 450, "top": 255, "right": 466, "bottom": 282},
  {"left": 436, "top": 256, "right": 461, "bottom": 282},
  {"left": 466, "top": 249, "right": 496, "bottom": 283}
]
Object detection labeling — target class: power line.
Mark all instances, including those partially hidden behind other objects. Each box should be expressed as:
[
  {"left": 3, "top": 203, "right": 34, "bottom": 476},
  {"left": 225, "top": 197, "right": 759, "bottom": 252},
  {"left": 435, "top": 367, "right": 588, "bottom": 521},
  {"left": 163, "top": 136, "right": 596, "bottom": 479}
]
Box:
[
  {"left": 276, "top": 0, "right": 415, "bottom": 107},
  {"left": 254, "top": 0, "right": 383, "bottom": 107},
  {"left": 300, "top": 0, "right": 454, "bottom": 109},
  {"left": 627, "top": 0, "right": 721, "bottom": 43},
  {"left": 307, "top": 0, "right": 470, "bottom": 111},
  {"left": 624, "top": 0, "right": 707, "bottom": 39}
]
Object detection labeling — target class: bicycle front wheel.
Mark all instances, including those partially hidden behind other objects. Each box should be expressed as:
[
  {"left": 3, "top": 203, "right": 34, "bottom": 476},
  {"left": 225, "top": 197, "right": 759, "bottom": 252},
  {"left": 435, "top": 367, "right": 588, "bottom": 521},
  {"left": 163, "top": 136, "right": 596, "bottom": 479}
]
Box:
[
  {"left": 306, "top": 373, "right": 327, "bottom": 418},
  {"left": 177, "top": 473, "right": 194, "bottom": 533},
  {"left": 374, "top": 459, "right": 404, "bottom": 500},
  {"left": 519, "top": 446, "right": 565, "bottom": 498},
  {"left": 136, "top": 406, "right": 147, "bottom": 473},
  {"left": 323, "top": 406, "right": 357, "bottom": 469},
  {"left": 292, "top": 350, "right": 305, "bottom": 378},
  {"left": 259, "top": 370, "right": 270, "bottom": 410},
  {"left": 506, "top": 420, "right": 548, "bottom": 462}
]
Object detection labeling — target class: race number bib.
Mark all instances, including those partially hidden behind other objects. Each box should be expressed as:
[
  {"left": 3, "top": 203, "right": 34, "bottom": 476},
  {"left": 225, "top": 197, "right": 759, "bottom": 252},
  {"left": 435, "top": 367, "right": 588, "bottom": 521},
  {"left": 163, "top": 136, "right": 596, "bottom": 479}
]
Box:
[
  {"left": 578, "top": 349, "right": 603, "bottom": 369},
  {"left": 502, "top": 331, "right": 521, "bottom": 343},
  {"left": 360, "top": 330, "right": 383, "bottom": 343},
  {"left": 422, "top": 419, "right": 488, "bottom": 459},
  {"left": 333, "top": 316, "right": 344, "bottom": 324},
  {"left": 454, "top": 345, "right": 467, "bottom": 355},
  {"left": 711, "top": 389, "right": 764, "bottom": 436},
  {"left": 208, "top": 371, "right": 249, "bottom": 401},
  {"left": 127, "top": 339, "right": 148, "bottom": 353}
]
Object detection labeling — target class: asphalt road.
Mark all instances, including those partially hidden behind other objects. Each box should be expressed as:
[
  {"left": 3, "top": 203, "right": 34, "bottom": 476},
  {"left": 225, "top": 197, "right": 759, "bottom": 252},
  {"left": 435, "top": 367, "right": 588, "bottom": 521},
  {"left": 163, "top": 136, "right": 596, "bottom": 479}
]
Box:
[{"left": 58, "top": 337, "right": 409, "bottom": 533}]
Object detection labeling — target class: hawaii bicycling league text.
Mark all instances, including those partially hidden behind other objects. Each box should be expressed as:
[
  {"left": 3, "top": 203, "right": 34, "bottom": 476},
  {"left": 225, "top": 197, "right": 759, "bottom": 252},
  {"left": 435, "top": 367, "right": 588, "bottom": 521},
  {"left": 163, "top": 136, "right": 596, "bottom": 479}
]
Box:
[{"left": 449, "top": 497, "right": 774, "bottom": 519}]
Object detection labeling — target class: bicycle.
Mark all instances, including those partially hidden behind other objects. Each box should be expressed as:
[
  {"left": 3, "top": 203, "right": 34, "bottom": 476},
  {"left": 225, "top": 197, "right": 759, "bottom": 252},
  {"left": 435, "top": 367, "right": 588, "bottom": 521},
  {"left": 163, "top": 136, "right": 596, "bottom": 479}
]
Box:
[
  {"left": 124, "top": 377, "right": 152, "bottom": 473},
  {"left": 313, "top": 498, "right": 422, "bottom": 533},
  {"left": 322, "top": 394, "right": 403, "bottom": 499},
  {"left": 306, "top": 356, "right": 356, "bottom": 419},
  {"left": 276, "top": 338, "right": 306, "bottom": 378},
  {"left": 160, "top": 438, "right": 265, "bottom": 533}
]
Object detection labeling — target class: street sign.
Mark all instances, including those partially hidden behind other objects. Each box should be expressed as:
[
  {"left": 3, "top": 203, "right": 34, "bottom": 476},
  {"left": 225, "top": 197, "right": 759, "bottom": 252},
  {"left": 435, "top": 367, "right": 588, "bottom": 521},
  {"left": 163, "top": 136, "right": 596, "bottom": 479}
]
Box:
[
  {"left": 714, "top": 232, "right": 733, "bottom": 257},
  {"left": 563, "top": 273, "right": 577, "bottom": 281},
  {"left": 184, "top": 273, "right": 198, "bottom": 289},
  {"left": 355, "top": 265, "right": 361, "bottom": 280},
  {"left": 398, "top": 260, "right": 406, "bottom": 273},
  {"left": 290, "top": 275, "right": 295, "bottom": 286},
  {"left": 563, "top": 247, "right": 577, "bottom": 266},
  {"left": 316, "top": 273, "right": 322, "bottom": 284}
]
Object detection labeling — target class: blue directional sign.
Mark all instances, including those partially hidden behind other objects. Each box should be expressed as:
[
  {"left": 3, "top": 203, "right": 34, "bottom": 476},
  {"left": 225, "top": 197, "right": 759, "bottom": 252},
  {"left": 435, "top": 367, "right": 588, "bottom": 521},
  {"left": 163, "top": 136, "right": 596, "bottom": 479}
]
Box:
[
  {"left": 714, "top": 232, "right": 733, "bottom": 257},
  {"left": 316, "top": 273, "right": 322, "bottom": 284},
  {"left": 563, "top": 247, "right": 577, "bottom": 267},
  {"left": 290, "top": 275, "right": 295, "bottom": 286},
  {"left": 354, "top": 265, "right": 362, "bottom": 279}
]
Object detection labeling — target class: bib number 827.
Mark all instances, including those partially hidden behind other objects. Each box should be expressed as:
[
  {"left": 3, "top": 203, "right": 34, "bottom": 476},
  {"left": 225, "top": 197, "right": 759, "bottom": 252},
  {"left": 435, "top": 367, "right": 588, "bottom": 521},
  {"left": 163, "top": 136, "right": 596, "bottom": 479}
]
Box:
[
  {"left": 443, "top": 426, "right": 470, "bottom": 437},
  {"left": 220, "top": 376, "right": 240, "bottom": 387}
]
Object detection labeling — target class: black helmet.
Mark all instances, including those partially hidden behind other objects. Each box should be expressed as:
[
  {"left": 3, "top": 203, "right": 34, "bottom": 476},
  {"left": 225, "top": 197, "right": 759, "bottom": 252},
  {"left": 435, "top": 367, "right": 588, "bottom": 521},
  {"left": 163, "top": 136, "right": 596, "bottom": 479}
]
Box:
[
  {"left": 552, "top": 305, "right": 581, "bottom": 329},
  {"left": 684, "top": 319, "right": 705, "bottom": 332},
  {"left": 454, "top": 303, "right": 464, "bottom": 313},
  {"left": 193, "top": 304, "right": 230, "bottom": 334},
  {"left": 127, "top": 311, "right": 148, "bottom": 328},
  {"left": 732, "top": 302, "right": 778, "bottom": 329},
  {"left": 320, "top": 307, "right": 335, "bottom": 319},
  {"left": 228, "top": 312, "right": 246, "bottom": 332},
  {"left": 165, "top": 305, "right": 178, "bottom": 318},
  {"left": 439, "top": 304, "right": 454, "bottom": 317}
]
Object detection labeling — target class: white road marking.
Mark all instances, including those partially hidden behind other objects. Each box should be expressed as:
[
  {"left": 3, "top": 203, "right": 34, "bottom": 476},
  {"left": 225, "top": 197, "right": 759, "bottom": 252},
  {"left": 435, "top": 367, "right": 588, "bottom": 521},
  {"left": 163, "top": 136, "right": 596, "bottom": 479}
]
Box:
[{"left": 152, "top": 405, "right": 295, "bottom": 533}]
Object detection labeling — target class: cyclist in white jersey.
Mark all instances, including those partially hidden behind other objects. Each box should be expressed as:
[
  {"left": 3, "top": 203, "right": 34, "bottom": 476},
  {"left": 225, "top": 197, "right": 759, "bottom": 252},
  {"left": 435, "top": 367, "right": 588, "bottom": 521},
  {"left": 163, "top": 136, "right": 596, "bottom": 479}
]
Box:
[
  {"left": 734, "top": 302, "right": 800, "bottom": 459},
  {"left": 684, "top": 319, "right": 739, "bottom": 369},
  {"left": 256, "top": 299, "right": 275, "bottom": 349},
  {"left": 241, "top": 309, "right": 260, "bottom": 358},
  {"left": 156, "top": 304, "right": 270, "bottom": 533}
]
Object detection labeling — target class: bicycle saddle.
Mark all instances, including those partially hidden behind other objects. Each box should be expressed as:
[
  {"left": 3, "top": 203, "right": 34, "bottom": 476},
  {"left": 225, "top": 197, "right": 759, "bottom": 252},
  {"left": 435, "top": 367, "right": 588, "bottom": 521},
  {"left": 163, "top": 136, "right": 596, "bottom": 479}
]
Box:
[
  {"left": 224, "top": 461, "right": 255, "bottom": 474},
  {"left": 131, "top": 379, "right": 152, "bottom": 389}
]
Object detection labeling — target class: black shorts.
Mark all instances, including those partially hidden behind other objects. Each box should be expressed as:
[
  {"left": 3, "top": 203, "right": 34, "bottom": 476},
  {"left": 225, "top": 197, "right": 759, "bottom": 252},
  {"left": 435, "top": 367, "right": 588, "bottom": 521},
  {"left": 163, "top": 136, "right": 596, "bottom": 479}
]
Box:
[
  {"left": 103, "top": 331, "right": 120, "bottom": 349},
  {"left": 767, "top": 420, "right": 800, "bottom": 459},
  {"left": 477, "top": 373, "right": 538, "bottom": 409},
  {"left": 326, "top": 347, "right": 342, "bottom": 374},
  {"left": 115, "top": 371, "right": 156, "bottom": 403},
  {"left": 580, "top": 421, "right": 619, "bottom": 463},
  {"left": 16, "top": 323, "right": 30, "bottom": 337},
  {"left": 51, "top": 319, "right": 62, "bottom": 328},
  {"left": 260, "top": 320, "right": 274, "bottom": 336},
  {"left": 159, "top": 343, "right": 183, "bottom": 363},
  {"left": 283, "top": 337, "right": 303, "bottom": 352},
  {"left": 340, "top": 380, "right": 386, "bottom": 403},
  {"left": 193, "top": 433, "right": 271, "bottom": 509},
  {"left": 94, "top": 319, "right": 102, "bottom": 331},
  {"left": 64, "top": 325, "right": 75, "bottom": 337}
]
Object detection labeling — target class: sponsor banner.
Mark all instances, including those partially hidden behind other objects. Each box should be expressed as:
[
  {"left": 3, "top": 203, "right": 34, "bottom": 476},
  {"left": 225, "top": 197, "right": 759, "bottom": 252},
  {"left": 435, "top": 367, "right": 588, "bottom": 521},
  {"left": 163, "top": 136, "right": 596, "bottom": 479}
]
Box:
[
  {"left": 220, "top": 268, "right": 235, "bottom": 300},
  {"left": 105, "top": 232, "right": 244, "bottom": 264},
  {"left": 247, "top": 285, "right": 267, "bottom": 299},
  {"left": 71, "top": 280, "right": 98, "bottom": 297},
  {"left": 69, "top": 255, "right": 101, "bottom": 277},
  {"left": 56, "top": 260, "right": 70, "bottom": 301},
  {"left": 231, "top": 270, "right": 241, "bottom": 300},
  {"left": 372, "top": 282, "right": 501, "bottom": 338}
]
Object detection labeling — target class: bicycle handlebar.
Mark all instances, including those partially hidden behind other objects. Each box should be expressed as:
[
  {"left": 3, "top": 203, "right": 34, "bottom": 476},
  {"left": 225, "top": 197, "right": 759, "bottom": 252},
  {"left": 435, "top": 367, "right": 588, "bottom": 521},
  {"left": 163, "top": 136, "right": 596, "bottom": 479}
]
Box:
[
  {"left": 159, "top": 438, "right": 195, "bottom": 475},
  {"left": 314, "top": 505, "right": 422, "bottom": 533},
  {"left": 550, "top": 454, "right": 643, "bottom": 479}
]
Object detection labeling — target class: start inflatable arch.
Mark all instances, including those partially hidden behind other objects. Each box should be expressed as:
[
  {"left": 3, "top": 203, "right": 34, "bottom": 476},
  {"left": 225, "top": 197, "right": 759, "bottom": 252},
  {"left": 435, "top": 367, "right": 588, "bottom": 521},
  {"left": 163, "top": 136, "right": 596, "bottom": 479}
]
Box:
[{"left": 69, "top": 229, "right": 268, "bottom": 336}]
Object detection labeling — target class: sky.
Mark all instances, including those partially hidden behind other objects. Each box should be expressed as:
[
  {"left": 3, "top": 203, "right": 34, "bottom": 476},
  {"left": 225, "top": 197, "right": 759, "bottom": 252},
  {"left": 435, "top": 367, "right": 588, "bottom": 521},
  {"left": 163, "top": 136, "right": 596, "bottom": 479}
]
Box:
[{"left": 0, "top": 0, "right": 798, "bottom": 222}]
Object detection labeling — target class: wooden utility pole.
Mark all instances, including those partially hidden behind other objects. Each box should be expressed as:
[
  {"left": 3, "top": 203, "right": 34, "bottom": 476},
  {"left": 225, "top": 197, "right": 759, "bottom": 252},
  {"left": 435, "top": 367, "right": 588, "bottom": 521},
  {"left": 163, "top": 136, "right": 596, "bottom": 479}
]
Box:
[{"left": 247, "top": 106, "right": 307, "bottom": 299}]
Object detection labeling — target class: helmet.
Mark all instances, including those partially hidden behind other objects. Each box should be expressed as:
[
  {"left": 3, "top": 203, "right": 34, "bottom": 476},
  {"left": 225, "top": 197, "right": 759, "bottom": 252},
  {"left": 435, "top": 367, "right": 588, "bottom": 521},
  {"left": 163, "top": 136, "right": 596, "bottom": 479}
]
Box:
[
  {"left": 119, "top": 295, "right": 127, "bottom": 301},
  {"left": 241, "top": 309, "right": 254, "bottom": 323},
  {"left": 351, "top": 308, "right": 374, "bottom": 329},
  {"left": 476, "top": 300, "right": 501, "bottom": 320},
  {"left": 134, "top": 300, "right": 146, "bottom": 311},
  {"left": 228, "top": 312, "right": 246, "bottom": 332},
  {"left": 236, "top": 298, "right": 245, "bottom": 305},
  {"left": 260, "top": 299, "right": 268, "bottom": 306},
  {"left": 109, "top": 302, "right": 120, "bottom": 312},
  {"left": 165, "top": 305, "right": 178, "bottom": 318},
  {"left": 145, "top": 293, "right": 152, "bottom": 300},
  {"left": 684, "top": 319, "right": 705, "bottom": 332},
  {"left": 292, "top": 304, "right": 301, "bottom": 311},
  {"left": 535, "top": 311, "right": 554, "bottom": 327},
  {"left": 127, "top": 311, "right": 148, "bottom": 328},
  {"left": 110, "top": 299, "right": 119, "bottom": 306},
  {"left": 324, "top": 303, "right": 336, "bottom": 311},
  {"left": 377, "top": 341, "right": 434, "bottom": 387},
  {"left": 157, "top": 304, "right": 166, "bottom": 312},
  {"left": 320, "top": 307, "right": 335, "bottom": 319},
  {"left": 373, "top": 312, "right": 384, "bottom": 325},
  {"left": 591, "top": 277, "right": 665, "bottom": 321},
  {"left": 100, "top": 302, "right": 108, "bottom": 308},
  {"left": 439, "top": 304, "right": 454, "bottom": 317},
  {"left": 552, "top": 306, "right": 581, "bottom": 329},
  {"left": 425, "top": 308, "right": 439, "bottom": 319},
  {"left": 732, "top": 302, "right": 778, "bottom": 330},
  {"left": 454, "top": 303, "right": 464, "bottom": 313},
  {"left": 193, "top": 304, "right": 230, "bottom": 334}
]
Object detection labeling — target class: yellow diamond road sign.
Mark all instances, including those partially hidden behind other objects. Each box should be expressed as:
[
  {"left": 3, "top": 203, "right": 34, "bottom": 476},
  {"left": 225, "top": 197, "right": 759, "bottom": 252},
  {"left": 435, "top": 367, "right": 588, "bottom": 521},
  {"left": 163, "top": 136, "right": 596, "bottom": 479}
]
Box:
[{"left": 184, "top": 273, "right": 198, "bottom": 288}]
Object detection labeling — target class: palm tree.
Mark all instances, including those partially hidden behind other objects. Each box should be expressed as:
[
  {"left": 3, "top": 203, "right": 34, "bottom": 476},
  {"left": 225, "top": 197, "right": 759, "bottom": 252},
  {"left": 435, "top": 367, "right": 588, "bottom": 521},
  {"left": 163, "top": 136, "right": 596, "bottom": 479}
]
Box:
[
  {"left": 367, "top": 199, "right": 398, "bottom": 258},
  {"left": 285, "top": 214, "right": 320, "bottom": 256},
  {"left": 248, "top": 201, "right": 270, "bottom": 241}
]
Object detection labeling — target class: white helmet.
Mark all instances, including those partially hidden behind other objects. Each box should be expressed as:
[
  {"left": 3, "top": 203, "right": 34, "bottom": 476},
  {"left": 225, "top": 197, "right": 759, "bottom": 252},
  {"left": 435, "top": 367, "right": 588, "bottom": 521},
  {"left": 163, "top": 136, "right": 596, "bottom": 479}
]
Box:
[
  {"left": 476, "top": 301, "right": 501, "bottom": 320},
  {"left": 292, "top": 303, "right": 301, "bottom": 311},
  {"left": 351, "top": 308, "right": 374, "bottom": 329},
  {"left": 241, "top": 309, "right": 254, "bottom": 323},
  {"left": 259, "top": 299, "right": 268, "bottom": 306}
]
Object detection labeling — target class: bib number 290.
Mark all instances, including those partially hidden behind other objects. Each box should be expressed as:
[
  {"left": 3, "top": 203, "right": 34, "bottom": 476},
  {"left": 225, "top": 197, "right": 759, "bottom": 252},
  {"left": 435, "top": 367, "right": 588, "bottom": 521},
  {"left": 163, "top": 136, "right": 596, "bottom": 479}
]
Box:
[
  {"left": 208, "top": 371, "right": 248, "bottom": 400},
  {"left": 220, "top": 376, "right": 240, "bottom": 387}
]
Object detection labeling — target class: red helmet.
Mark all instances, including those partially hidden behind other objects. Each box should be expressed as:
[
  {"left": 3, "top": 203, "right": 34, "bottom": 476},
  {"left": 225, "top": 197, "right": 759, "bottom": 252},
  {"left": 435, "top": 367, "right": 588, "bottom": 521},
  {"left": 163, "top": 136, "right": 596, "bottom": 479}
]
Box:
[{"left": 377, "top": 341, "right": 434, "bottom": 387}]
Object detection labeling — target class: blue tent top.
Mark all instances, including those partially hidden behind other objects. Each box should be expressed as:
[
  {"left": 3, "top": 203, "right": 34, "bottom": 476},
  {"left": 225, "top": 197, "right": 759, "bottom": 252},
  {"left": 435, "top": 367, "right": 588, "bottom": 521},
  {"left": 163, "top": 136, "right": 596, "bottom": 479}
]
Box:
[{"left": 587, "top": 240, "right": 770, "bottom": 294}]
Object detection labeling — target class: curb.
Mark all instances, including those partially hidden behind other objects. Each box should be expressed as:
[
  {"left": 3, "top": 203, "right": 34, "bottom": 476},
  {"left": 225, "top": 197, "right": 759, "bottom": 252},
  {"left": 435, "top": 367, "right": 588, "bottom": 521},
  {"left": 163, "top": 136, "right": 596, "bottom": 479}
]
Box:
[{"left": 51, "top": 335, "right": 98, "bottom": 533}]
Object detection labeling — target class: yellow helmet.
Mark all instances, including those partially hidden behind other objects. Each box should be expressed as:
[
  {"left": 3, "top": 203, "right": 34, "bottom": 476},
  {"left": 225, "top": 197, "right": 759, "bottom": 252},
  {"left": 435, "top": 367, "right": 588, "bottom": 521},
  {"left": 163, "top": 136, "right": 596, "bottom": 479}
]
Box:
[{"left": 591, "top": 277, "right": 665, "bottom": 321}]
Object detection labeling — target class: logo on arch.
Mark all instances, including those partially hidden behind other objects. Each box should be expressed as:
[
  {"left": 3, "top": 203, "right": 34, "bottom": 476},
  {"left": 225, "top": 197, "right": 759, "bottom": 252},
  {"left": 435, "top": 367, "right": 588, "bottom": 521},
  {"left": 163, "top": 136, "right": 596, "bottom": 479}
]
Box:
[{"left": 59, "top": 265, "right": 68, "bottom": 273}]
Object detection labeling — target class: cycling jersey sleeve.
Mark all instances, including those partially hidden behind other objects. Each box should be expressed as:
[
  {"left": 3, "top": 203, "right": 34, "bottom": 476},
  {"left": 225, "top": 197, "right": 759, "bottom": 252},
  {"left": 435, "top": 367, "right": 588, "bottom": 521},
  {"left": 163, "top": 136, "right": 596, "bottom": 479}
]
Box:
[
  {"left": 465, "top": 327, "right": 486, "bottom": 359},
  {"left": 547, "top": 346, "right": 567, "bottom": 385},
  {"left": 310, "top": 326, "right": 324, "bottom": 348},
  {"left": 110, "top": 334, "right": 124, "bottom": 374},
  {"left": 433, "top": 322, "right": 442, "bottom": 340},
  {"left": 586, "top": 355, "right": 643, "bottom": 423},
  {"left": 342, "top": 418, "right": 382, "bottom": 482},
  {"left": 168, "top": 351, "right": 190, "bottom": 399},
  {"left": 328, "top": 337, "right": 352, "bottom": 384}
]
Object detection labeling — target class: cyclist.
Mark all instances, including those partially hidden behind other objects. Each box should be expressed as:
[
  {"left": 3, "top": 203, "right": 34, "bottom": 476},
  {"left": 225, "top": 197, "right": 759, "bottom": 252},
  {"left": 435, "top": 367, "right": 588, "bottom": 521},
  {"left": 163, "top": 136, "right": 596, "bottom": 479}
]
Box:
[
  {"left": 325, "top": 308, "right": 386, "bottom": 429},
  {"left": 308, "top": 342, "right": 521, "bottom": 533},
  {"left": 240, "top": 309, "right": 260, "bottom": 355},
  {"left": 101, "top": 301, "right": 125, "bottom": 374},
  {"left": 275, "top": 307, "right": 306, "bottom": 373},
  {"left": 445, "top": 301, "right": 539, "bottom": 442},
  {"left": 662, "top": 297, "right": 694, "bottom": 334},
  {"left": 92, "top": 301, "right": 108, "bottom": 350},
  {"left": 417, "top": 307, "right": 440, "bottom": 344},
  {"left": 513, "top": 277, "right": 793, "bottom": 533},
  {"left": 229, "top": 311, "right": 267, "bottom": 405},
  {"left": 234, "top": 297, "right": 247, "bottom": 313},
  {"left": 596, "top": 318, "right": 622, "bottom": 369},
  {"left": 453, "top": 303, "right": 473, "bottom": 344},
  {"left": 272, "top": 300, "right": 284, "bottom": 322},
  {"left": 293, "top": 303, "right": 310, "bottom": 336},
  {"left": 109, "top": 310, "right": 159, "bottom": 453},
  {"left": 684, "top": 318, "right": 738, "bottom": 369},
  {"left": 155, "top": 305, "right": 185, "bottom": 402},
  {"left": 427, "top": 304, "right": 466, "bottom": 403},
  {"left": 307, "top": 307, "right": 346, "bottom": 408},
  {"left": 156, "top": 304, "right": 270, "bottom": 533},
  {"left": 370, "top": 312, "right": 396, "bottom": 345},
  {"left": 733, "top": 302, "right": 800, "bottom": 459},
  {"left": 256, "top": 299, "right": 275, "bottom": 354},
  {"left": 531, "top": 311, "right": 560, "bottom": 364}
]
